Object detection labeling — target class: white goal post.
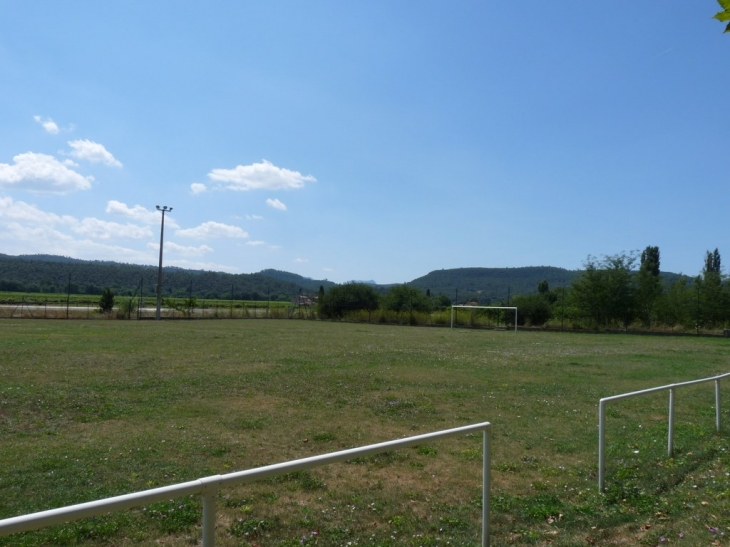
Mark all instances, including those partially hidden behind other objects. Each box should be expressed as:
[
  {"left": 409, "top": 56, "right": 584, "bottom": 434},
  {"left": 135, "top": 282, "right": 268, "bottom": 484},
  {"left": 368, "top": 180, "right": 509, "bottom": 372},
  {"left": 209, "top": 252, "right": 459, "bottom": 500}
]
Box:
[{"left": 450, "top": 305, "right": 517, "bottom": 333}]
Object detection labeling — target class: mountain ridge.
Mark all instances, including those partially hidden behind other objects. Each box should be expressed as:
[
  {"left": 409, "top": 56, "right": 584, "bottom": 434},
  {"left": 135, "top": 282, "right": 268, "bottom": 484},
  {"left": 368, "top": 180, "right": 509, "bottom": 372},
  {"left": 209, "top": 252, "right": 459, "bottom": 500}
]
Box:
[{"left": 0, "top": 253, "right": 687, "bottom": 302}]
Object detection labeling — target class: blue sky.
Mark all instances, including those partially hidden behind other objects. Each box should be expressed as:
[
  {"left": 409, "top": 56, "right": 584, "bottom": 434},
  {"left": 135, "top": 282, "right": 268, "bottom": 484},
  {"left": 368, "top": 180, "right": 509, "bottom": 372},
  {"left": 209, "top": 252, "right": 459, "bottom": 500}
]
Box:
[{"left": 0, "top": 2, "right": 727, "bottom": 284}]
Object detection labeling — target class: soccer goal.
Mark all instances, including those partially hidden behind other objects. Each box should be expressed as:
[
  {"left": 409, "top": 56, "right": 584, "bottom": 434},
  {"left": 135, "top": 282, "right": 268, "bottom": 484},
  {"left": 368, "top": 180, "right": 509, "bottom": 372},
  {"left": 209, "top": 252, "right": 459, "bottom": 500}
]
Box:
[{"left": 450, "top": 305, "right": 517, "bottom": 333}]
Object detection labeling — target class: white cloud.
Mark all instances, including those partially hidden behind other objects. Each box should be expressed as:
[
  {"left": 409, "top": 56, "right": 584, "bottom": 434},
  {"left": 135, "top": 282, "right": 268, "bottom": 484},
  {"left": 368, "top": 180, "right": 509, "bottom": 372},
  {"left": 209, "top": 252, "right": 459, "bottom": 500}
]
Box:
[
  {"left": 0, "top": 152, "right": 93, "bottom": 193},
  {"left": 190, "top": 183, "right": 207, "bottom": 194},
  {"left": 0, "top": 197, "right": 155, "bottom": 263},
  {"left": 294, "top": 258, "right": 308, "bottom": 263},
  {"left": 148, "top": 241, "right": 214, "bottom": 257},
  {"left": 207, "top": 159, "right": 315, "bottom": 191},
  {"left": 175, "top": 221, "right": 248, "bottom": 239},
  {"left": 246, "top": 240, "right": 266, "bottom": 246},
  {"left": 0, "top": 196, "right": 75, "bottom": 225},
  {"left": 246, "top": 214, "right": 264, "bottom": 220},
  {"left": 70, "top": 218, "right": 152, "bottom": 240},
  {"left": 33, "top": 115, "right": 60, "bottom": 135},
  {"left": 0, "top": 197, "right": 150, "bottom": 241},
  {"left": 68, "top": 139, "right": 122, "bottom": 167},
  {"left": 266, "top": 198, "right": 287, "bottom": 211},
  {"left": 105, "top": 200, "right": 180, "bottom": 229}
]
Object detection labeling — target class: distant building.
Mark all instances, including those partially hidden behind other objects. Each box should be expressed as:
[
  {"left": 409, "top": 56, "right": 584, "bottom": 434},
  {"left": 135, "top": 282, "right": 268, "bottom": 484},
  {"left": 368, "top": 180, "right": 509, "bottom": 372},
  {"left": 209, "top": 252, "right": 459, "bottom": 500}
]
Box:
[{"left": 292, "top": 295, "right": 315, "bottom": 307}]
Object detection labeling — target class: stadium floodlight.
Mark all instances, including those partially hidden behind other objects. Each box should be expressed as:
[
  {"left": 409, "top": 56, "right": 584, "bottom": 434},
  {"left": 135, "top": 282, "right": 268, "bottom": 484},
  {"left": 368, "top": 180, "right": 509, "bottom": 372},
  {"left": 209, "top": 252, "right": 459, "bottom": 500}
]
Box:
[
  {"left": 450, "top": 305, "right": 518, "bottom": 333},
  {"left": 155, "top": 205, "right": 173, "bottom": 321}
]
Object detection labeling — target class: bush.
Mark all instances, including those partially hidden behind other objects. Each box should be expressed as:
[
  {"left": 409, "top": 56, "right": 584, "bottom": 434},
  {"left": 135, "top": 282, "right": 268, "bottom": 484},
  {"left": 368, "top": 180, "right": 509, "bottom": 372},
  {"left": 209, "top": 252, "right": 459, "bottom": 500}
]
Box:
[
  {"left": 318, "top": 283, "right": 380, "bottom": 319},
  {"left": 511, "top": 294, "right": 552, "bottom": 326},
  {"left": 117, "top": 297, "right": 138, "bottom": 320},
  {"left": 98, "top": 288, "right": 115, "bottom": 314}
]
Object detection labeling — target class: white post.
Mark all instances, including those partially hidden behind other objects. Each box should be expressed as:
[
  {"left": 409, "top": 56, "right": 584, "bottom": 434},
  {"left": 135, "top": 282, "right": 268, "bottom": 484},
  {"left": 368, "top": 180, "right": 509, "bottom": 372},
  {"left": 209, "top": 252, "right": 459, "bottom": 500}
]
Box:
[
  {"left": 482, "top": 430, "right": 491, "bottom": 547},
  {"left": 450, "top": 306, "right": 454, "bottom": 329},
  {"left": 716, "top": 379, "right": 722, "bottom": 433},
  {"left": 202, "top": 490, "right": 216, "bottom": 546},
  {"left": 667, "top": 388, "right": 675, "bottom": 458},
  {"left": 200, "top": 475, "right": 222, "bottom": 547},
  {"left": 598, "top": 400, "right": 606, "bottom": 491}
]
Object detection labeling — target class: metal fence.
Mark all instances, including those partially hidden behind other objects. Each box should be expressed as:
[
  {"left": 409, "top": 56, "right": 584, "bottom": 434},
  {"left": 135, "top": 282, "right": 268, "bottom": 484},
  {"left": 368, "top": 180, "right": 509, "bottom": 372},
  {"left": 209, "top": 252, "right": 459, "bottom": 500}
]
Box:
[
  {"left": 450, "top": 306, "right": 518, "bottom": 332},
  {"left": 0, "top": 422, "right": 492, "bottom": 547},
  {"left": 598, "top": 372, "right": 730, "bottom": 491}
]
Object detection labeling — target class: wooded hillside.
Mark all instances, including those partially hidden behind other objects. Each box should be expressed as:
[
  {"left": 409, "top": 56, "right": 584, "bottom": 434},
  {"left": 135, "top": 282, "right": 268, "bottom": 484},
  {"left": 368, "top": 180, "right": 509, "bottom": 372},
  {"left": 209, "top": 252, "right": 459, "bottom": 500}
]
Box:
[
  {"left": 0, "top": 254, "right": 688, "bottom": 310},
  {"left": 408, "top": 266, "right": 579, "bottom": 302},
  {"left": 0, "top": 254, "right": 326, "bottom": 301}
]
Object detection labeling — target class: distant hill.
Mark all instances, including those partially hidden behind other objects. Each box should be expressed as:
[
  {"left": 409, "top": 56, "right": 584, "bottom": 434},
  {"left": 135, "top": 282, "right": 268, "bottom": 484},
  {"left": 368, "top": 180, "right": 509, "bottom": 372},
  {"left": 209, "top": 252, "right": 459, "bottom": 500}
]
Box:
[
  {"left": 258, "top": 269, "right": 336, "bottom": 292},
  {"left": 16, "top": 254, "right": 73, "bottom": 263},
  {"left": 0, "top": 254, "right": 691, "bottom": 303},
  {"left": 0, "top": 254, "right": 330, "bottom": 300},
  {"left": 408, "top": 266, "right": 579, "bottom": 303},
  {"left": 408, "top": 266, "right": 689, "bottom": 304}
]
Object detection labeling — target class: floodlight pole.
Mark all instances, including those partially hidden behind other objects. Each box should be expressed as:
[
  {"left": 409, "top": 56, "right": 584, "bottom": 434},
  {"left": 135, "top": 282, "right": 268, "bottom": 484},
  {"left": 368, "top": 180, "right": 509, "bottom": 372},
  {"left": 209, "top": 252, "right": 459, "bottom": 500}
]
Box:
[{"left": 155, "top": 205, "right": 173, "bottom": 321}]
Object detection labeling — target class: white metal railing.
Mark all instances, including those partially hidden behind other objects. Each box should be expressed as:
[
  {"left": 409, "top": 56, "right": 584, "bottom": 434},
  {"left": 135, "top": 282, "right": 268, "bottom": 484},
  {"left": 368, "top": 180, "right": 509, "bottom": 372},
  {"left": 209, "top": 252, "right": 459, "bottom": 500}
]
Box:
[
  {"left": 0, "top": 422, "right": 492, "bottom": 547},
  {"left": 598, "top": 373, "right": 730, "bottom": 491}
]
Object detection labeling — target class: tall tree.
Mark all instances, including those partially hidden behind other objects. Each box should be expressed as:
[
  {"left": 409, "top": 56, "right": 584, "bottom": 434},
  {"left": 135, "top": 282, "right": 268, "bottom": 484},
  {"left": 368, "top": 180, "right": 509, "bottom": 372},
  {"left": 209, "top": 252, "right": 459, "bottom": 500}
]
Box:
[
  {"left": 640, "top": 246, "right": 660, "bottom": 276},
  {"left": 537, "top": 279, "right": 557, "bottom": 304},
  {"left": 703, "top": 248, "right": 721, "bottom": 275},
  {"left": 636, "top": 246, "right": 662, "bottom": 327},
  {"left": 700, "top": 248, "right": 726, "bottom": 327}
]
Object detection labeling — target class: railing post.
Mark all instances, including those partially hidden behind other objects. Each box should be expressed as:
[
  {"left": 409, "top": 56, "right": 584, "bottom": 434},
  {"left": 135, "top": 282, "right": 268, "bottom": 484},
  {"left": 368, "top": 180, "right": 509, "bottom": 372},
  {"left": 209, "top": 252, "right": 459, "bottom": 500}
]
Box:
[
  {"left": 716, "top": 379, "right": 722, "bottom": 433},
  {"left": 202, "top": 490, "right": 217, "bottom": 547},
  {"left": 482, "top": 429, "right": 491, "bottom": 547},
  {"left": 598, "top": 399, "right": 606, "bottom": 491},
  {"left": 668, "top": 388, "right": 675, "bottom": 457}
]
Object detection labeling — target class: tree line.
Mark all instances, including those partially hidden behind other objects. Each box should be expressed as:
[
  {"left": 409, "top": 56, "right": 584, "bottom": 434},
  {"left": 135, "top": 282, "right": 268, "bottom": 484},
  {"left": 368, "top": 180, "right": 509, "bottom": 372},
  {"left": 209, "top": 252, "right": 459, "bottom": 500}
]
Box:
[
  {"left": 547, "top": 246, "right": 727, "bottom": 331},
  {"left": 318, "top": 246, "right": 730, "bottom": 332},
  {"left": 2, "top": 248, "right": 728, "bottom": 332}
]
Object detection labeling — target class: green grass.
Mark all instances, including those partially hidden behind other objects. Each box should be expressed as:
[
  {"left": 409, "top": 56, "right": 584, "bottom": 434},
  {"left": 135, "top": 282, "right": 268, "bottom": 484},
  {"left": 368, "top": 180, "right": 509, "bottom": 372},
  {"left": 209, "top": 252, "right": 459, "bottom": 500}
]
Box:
[{"left": 1, "top": 320, "right": 729, "bottom": 546}]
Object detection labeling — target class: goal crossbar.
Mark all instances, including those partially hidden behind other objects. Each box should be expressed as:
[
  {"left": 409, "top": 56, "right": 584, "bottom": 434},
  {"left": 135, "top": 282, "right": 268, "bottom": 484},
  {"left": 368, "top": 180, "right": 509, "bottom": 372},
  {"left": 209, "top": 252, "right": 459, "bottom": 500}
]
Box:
[{"left": 450, "top": 306, "right": 517, "bottom": 333}]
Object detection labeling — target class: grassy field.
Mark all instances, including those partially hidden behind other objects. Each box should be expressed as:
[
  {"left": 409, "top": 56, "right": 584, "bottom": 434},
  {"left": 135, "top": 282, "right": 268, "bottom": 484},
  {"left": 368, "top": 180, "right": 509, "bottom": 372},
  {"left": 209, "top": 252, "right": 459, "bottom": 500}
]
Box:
[{"left": 0, "top": 320, "right": 729, "bottom": 546}]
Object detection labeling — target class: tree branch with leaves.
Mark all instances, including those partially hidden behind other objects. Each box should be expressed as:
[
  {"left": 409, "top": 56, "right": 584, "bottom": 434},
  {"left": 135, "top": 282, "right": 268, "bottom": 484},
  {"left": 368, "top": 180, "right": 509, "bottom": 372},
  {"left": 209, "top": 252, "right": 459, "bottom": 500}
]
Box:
[{"left": 714, "top": 0, "right": 730, "bottom": 33}]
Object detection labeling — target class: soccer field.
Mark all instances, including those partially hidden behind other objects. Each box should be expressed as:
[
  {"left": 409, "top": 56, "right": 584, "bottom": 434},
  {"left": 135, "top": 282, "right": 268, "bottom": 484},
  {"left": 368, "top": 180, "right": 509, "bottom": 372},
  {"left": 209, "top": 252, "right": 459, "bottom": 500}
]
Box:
[{"left": 1, "top": 320, "right": 728, "bottom": 546}]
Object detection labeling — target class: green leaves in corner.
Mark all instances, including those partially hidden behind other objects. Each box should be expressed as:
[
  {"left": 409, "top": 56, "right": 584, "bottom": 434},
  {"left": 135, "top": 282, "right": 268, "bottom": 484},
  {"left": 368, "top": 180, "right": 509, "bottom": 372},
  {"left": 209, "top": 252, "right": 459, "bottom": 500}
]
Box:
[{"left": 714, "top": 0, "right": 730, "bottom": 33}]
